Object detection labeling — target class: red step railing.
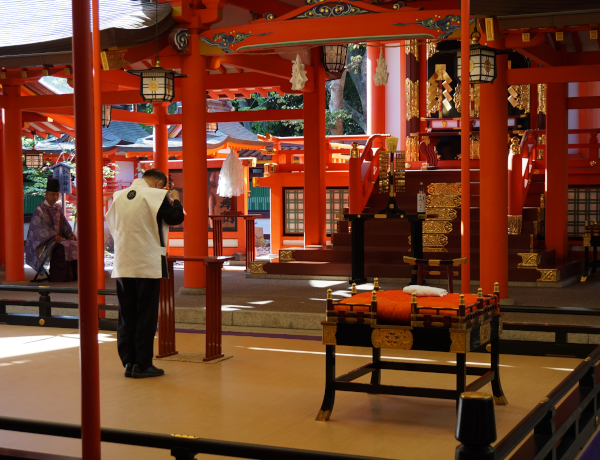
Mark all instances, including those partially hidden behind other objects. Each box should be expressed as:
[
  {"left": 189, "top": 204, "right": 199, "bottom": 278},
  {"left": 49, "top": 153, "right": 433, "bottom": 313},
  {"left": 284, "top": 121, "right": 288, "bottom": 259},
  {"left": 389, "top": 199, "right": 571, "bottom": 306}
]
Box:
[{"left": 348, "top": 134, "right": 387, "bottom": 214}]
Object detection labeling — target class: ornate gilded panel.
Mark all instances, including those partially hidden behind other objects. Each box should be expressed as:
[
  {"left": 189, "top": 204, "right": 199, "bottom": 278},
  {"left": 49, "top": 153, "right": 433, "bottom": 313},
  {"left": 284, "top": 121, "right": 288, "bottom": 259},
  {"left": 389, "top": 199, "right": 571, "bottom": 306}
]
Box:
[
  {"left": 426, "top": 208, "right": 458, "bottom": 221},
  {"left": 517, "top": 253, "right": 541, "bottom": 268},
  {"left": 479, "top": 323, "right": 491, "bottom": 345},
  {"left": 406, "top": 135, "right": 419, "bottom": 162},
  {"left": 508, "top": 215, "right": 523, "bottom": 235},
  {"left": 405, "top": 79, "right": 419, "bottom": 120},
  {"left": 450, "top": 330, "right": 471, "bottom": 353},
  {"left": 100, "top": 50, "right": 131, "bottom": 71},
  {"left": 427, "top": 183, "right": 461, "bottom": 196},
  {"left": 426, "top": 39, "right": 439, "bottom": 59},
  {"left": 537, "top": 83, "right": 547, "bottom": 115},
  {"left": 423, "top": 234, "right": 448, "bottom": 247},
  {"left": 536, "top": 269, "right": 560, "bottom": 283},
  {"left": 405, "top": 39, "right": 419, "bottom": 60},
  {"left": 371, "top": 329, "right": 413, "bottom": 350},
  {"left": 426, "top": 195, "right": 461, "bottom": 208},
  {"left": 423, "top": 221, "right": 453, "bottom": 234},
  {"left": 279, "top": 250, "right": 295, "bottom": 262},
  {"left": 249, "top": 262, "right": 267, "bottom": 274},
  {"left": 322, "top": 324, "right": 337, "bottom": 345}
]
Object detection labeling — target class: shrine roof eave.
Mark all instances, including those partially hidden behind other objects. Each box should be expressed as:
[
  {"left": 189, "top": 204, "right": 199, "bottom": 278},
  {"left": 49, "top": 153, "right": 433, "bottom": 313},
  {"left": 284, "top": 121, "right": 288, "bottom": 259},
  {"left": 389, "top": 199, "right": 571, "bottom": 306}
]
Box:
[{"left": 0, "top": 0, "right": 174, "bottom": 69}]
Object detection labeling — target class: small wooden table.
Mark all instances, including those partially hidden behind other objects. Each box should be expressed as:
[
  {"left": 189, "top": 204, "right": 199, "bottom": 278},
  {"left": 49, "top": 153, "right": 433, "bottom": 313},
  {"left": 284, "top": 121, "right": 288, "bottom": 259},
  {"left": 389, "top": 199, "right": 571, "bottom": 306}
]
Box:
[
  {"left": 209, "top": 213, "right": 261, "bottom": 271},
  {"left": 157, "top": 256, "right": 233, "bottom": 361}
]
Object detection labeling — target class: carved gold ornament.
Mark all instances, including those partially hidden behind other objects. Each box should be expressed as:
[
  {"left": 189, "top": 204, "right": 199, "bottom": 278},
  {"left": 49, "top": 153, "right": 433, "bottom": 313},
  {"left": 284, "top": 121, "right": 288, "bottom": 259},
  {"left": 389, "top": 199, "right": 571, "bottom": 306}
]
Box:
[
  {"left": 249, "top": 262, "right": 267, "bottom": 274},
  {"left": 479, "top": 323, "right": 491, "bottom": 345},
  {"left": 426, "top": 195, "right": 462, "bottom": 208},
  {"left": 427, "top": 183, "right": 461, "bottom": 196},
  {"left": 450, "top": 330, "right": 471, "bottom": 353},
  {"left": 470, "top": 134, "right": 480, "bottom": 160},
  {"left": 405, "top": 39, "right": 419, "bottom": 60},
  {"left": 372, "top": 329, "right": 413, "bottom": 350},
  {"left": 406, "top": 135, "right": 419, "bottom": 162},
  {"left": 509, "top": 137, "right": 521, "bottom": 156},
  {"left": 508, "top": 85, "right": 530, "bottom": 113},
  {"left": 322, "top": 324, "right": 337, "bottom": 345},
  {"left": 426, "top": 39, "right": 439, "bottom": 59},
  {"left": 423, "top": 221, "right": 453, "bottom": 234},
  {"left": 470, "top": 84, "right": 480, "bottom": 118},
  {"left": 537, "top": 83, "right": 547, "bottom": 115},
  {"left": 148, "top": 80, "right": 160, "bottom": 92},
  {"left": 100, "top": 50, "right": 131, "bottom": 71},
  {"left": 426, "top": 208, "right": 458, "bottom": 221},
  {"left": 517, "top": 253, "right": 541, "bottom": 268},
  {"left": 279, "top": 250, "right": 295, "bottom": 262},
  {"left": 422, "top": 234, "right": 449, "bottom": 247},
  {"left": 508, "top": 215, "right": 522, "bottom": 235},
  {"left": 405, "top": 79, "right": 419, "bottom": 120},
  {"left": 536, "top": 269, "right": 560, "bottom": 283}
]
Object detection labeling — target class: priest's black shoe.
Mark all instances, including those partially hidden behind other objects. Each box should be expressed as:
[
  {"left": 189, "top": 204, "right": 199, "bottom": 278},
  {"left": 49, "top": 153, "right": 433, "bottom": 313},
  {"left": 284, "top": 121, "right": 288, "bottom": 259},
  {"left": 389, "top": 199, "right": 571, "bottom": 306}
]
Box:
[
  {"left": 124, "top": 363, "right": 133, "bottom": 378},
  {"left": 132, "top": 365, "right": 165, "bottom": 379}
]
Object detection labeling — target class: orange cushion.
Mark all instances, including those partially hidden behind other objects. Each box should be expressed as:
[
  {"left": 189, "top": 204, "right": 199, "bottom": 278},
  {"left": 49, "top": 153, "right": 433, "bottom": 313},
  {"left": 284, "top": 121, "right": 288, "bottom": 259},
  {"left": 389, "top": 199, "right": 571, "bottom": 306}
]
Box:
[{"left": 337, "top": 291, "right": 480, "bottom": 325}]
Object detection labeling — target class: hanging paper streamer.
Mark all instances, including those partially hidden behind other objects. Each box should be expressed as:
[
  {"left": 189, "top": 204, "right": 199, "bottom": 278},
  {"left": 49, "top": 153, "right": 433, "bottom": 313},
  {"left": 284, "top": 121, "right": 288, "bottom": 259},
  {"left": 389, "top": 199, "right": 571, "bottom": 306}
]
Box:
[
  {"left": 217, "top": 149, "right": 245, "bottom": 198},
  {"left": 373, "top": 47, "right": 389, "bottom": 87},
  {"left": 290, "top": 53, "right": 308, "bottom": 91}
]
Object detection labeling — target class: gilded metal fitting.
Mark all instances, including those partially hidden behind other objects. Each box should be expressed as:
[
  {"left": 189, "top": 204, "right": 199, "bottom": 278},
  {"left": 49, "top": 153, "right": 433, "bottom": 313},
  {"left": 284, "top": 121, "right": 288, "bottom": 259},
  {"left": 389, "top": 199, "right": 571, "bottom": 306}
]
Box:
[
  {"left": 459, "top": 294, "right": 465, "bottom": 307},
  {"left": 477, "top": 288, "right": 483, "bottom": 301},
  {"left": 351, "top": 283, "right": 357, "bottom": 294},
  {"left": 371, "top": 290, "right": 377, "bottom": 303},
  {"left": 374, "top": 278, "right": 379, "bottom": 290},
  {"left": 350, "top": 141, "right": 359, "bottom": 159},
  {"left": 411, "top": 293, "right": 417, "bottom": 305},
  {"left": 508, "top": 215, "right": 522, "bottom": 235},
  {"left": 494, "top": 282, "right": 500, "bottom": 294},
  {"left": 327, "top": 289, "right": 332, "bottom": 300}
]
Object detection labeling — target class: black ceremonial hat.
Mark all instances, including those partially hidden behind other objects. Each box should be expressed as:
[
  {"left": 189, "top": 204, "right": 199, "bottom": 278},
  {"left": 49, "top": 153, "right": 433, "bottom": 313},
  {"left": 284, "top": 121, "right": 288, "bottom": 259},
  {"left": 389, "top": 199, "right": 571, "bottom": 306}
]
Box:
[{"left": 46, "top": 178, "right": 60, "bottom": 192}]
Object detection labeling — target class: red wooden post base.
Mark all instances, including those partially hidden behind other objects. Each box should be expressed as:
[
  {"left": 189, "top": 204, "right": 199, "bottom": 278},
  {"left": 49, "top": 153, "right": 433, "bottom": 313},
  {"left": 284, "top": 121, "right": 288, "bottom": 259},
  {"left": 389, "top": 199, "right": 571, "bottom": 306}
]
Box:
[
  {"left": 157, "top": 260, "right": 177, "bottom": 358},
  {"left": 243, "top": 216, "right": 259, "bottom": 271},
  {"left": 202, "top": 256, "right": 233, "bottom": 361},
  {"left": 210, "top": 216, "right": 225, "bottom": 257}
]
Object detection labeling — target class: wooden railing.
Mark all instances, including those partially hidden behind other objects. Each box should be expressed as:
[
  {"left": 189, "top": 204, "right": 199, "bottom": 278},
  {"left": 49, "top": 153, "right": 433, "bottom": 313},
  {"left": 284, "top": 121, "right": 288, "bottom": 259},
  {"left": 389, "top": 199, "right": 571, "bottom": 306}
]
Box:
[{"left": 348, "top": 134, "right": 387, "bottom": 214}]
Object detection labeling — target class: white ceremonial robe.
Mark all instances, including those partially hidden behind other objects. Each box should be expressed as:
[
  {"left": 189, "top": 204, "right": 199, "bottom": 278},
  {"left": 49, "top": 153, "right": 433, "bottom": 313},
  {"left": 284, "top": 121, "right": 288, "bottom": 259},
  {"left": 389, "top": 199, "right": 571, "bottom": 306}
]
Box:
[{"left": 106, "top": 178, "right": 169, "bottom": 279}]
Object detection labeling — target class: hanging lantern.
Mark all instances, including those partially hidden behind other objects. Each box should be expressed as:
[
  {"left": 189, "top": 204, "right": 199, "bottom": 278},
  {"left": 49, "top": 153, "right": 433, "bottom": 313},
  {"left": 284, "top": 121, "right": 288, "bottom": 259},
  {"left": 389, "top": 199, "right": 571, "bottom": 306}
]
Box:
[
  {"left": 24, "top": 151, "right": 44, "bottom": 169},
  {"left": 127, "top": 62, "right": 186, "bottom": 102},
  {"left": 101, "top": 105, "right": 112, "bottom": 127},
  {"left": 126, "top": 0, "right": 186, "bottom": 101},
  {"left": 456, "top": 28, "right": 497, "bottom": 84},
  {"left": 322, "top": 44, "right": 348, "bottom": 77}
]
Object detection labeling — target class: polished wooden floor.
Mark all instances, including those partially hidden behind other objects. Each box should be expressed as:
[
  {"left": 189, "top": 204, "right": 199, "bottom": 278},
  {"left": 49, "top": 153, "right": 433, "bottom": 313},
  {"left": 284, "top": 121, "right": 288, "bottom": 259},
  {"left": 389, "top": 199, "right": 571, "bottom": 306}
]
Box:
[{"left": 0, "top": 325, "right": 581, "bottom": 459}]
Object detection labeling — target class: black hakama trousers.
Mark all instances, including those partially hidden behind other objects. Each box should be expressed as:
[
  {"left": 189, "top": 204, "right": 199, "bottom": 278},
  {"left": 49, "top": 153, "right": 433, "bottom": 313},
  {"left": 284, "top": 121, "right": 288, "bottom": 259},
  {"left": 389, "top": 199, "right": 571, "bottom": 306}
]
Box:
[{"left": 116, "top": 278, "right": 161, "bottom": 369}]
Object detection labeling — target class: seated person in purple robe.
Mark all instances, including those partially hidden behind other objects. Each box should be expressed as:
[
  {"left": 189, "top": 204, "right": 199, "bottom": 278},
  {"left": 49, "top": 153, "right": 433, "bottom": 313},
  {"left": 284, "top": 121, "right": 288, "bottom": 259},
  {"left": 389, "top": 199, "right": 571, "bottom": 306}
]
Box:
[{"left": 25, "top": 178, "right": 78, "bottom": 282}]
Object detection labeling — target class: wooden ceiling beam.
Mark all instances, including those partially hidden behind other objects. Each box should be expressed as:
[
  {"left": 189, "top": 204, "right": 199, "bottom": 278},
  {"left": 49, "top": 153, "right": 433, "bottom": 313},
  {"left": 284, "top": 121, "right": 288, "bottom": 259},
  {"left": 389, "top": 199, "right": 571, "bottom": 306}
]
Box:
[{"left": 514, "top": 42, "right": 562, "bottom": 67}]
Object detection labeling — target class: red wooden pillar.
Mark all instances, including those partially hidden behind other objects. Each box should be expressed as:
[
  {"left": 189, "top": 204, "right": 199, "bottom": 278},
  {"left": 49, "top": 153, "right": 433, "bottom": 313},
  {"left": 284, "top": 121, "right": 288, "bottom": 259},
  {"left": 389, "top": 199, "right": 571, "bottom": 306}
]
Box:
[
  {"left": 182, "top": 36, "right": 208, "bottom": 290},
  {"left": 157, "top": 260, "right": 177, "bottom": 358},
  {"left": 545, "top": 83, "right": 569, "bottom": 262},
  {"left": 303, "top": 48, "right": 327, "bottom": 247},
  {"left": 2, "top": 86, "right": 25, "bottom": 282},
  {"left": 460, "top": 0, "right": 471, "bottom": 294},
  {"left": 367, "top": 43, "right": 386, "bottom": 135},
  {"left": 72, "top": 0, "right": 101, "bottom": 458},
  {"left": 0, "top": 127, "right": 5, "bottom": 269},
  {"left": 92, "top": 0, "right": 105, "bottom": 310},
  {"left": 153, "top": 102, "right": 169, "bottom": 175},
  {"left": 210, "top": 215, "right": 224, "bottom": 257},
  {"left": 479, "top": 54, "right": 509, "bottom": 297}
]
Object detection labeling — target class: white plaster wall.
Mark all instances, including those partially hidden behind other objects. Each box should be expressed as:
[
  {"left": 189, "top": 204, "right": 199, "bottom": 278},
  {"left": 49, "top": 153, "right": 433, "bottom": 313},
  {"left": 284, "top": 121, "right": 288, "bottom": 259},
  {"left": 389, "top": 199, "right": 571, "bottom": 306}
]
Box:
[
  {"left": 385, "top": 44, "right": 402, "bottom": 140},
  {"left": 567, "top": 82, "right": 579, "bottom": 154},
  {"left": 115, "top": 161, "right": 134, "bottom": 184}
]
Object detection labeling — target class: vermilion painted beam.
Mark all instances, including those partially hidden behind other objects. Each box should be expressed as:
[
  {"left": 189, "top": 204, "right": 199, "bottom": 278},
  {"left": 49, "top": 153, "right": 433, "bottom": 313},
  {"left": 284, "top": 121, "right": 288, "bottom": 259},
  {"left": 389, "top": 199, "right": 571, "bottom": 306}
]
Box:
[
  {"left": 111, "top": 109, "right": 158, "bottom": 125},
  {"left": 507, "top": 65, "right": 600, "bottom": 85},
  {"left": 514, "top": 42, "right": 562, "bottom": 67},
  {"left": 227, "top": 0, "right": 295, "bottom": 16},
  {"left": 567, "top": 96, "right": 600, "bottom": 110},
  {"left": 165, "top": 108, "right": 303, "bottom": 125},
  {"left": 219, "top": 54, "right": 314, "bottom": 90},
  {"left": 22, "top": 112, "right": 51, "bottom": 122},
  {"left": 206, "top": 72, "right": 288, "bottom": 89}
]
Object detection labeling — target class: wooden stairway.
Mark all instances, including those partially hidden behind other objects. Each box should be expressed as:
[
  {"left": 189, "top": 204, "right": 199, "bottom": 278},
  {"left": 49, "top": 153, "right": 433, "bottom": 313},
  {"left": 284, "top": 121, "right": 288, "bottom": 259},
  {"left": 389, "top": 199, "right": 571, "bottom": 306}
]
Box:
[{"left": 258, "top": 169, "right": 582, "bottom": 284}]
